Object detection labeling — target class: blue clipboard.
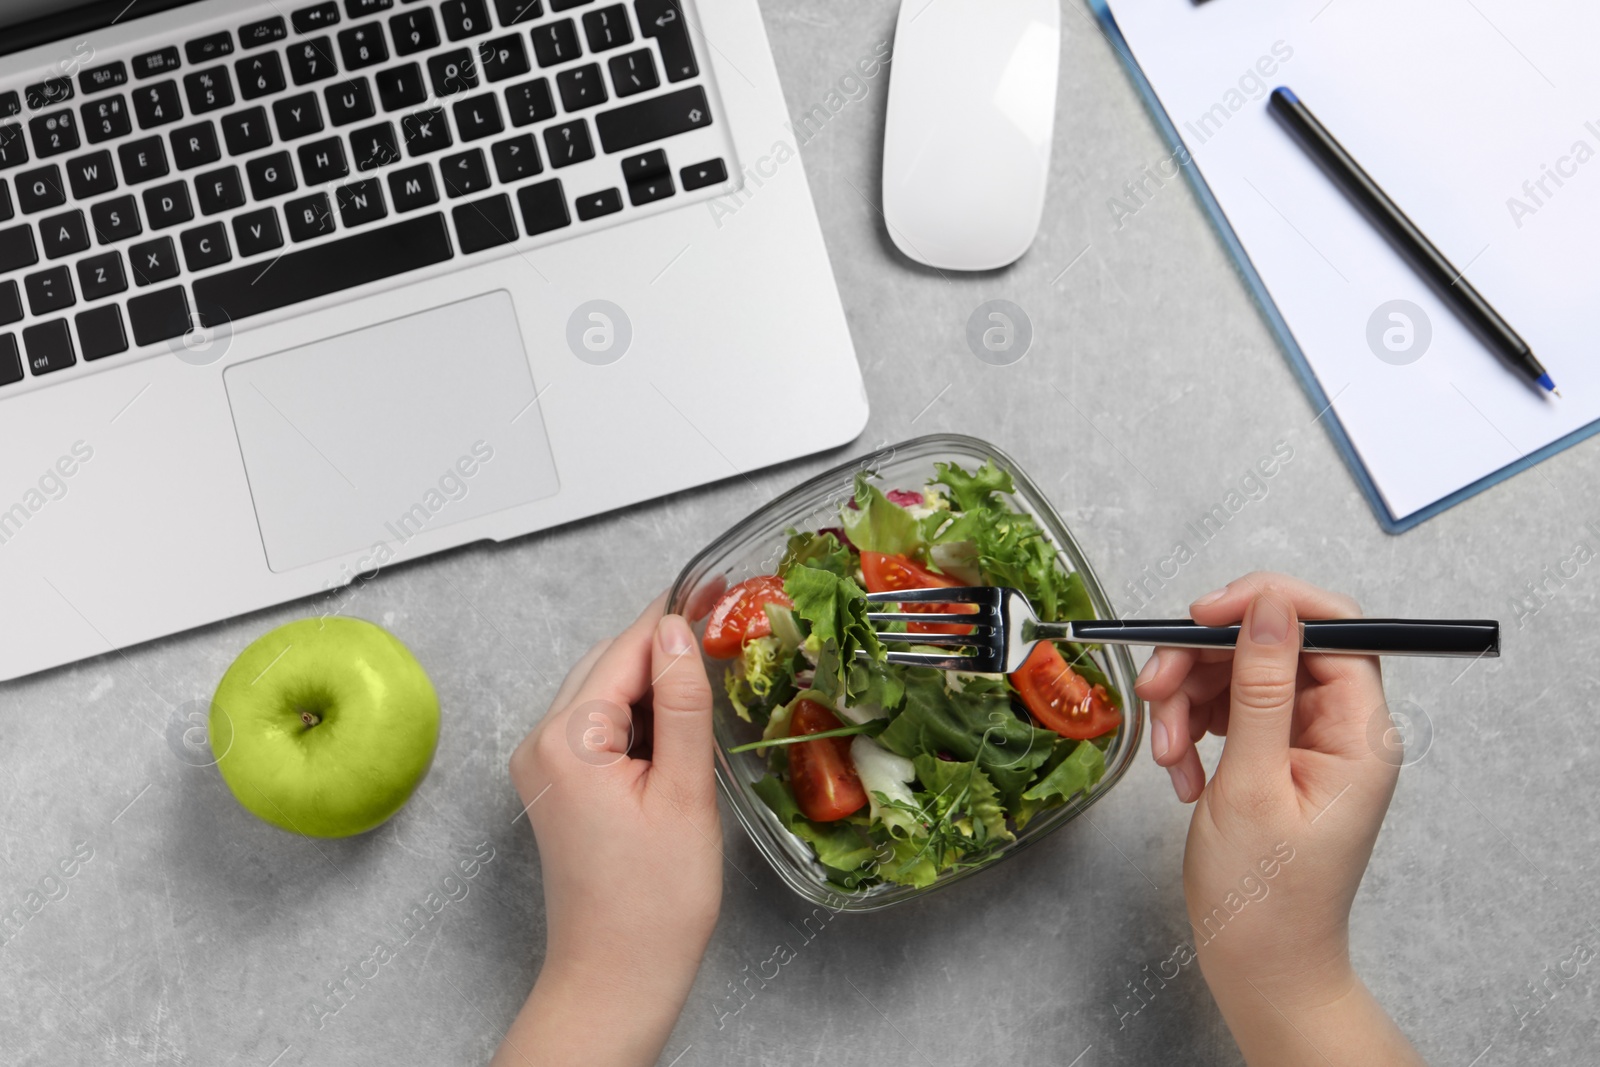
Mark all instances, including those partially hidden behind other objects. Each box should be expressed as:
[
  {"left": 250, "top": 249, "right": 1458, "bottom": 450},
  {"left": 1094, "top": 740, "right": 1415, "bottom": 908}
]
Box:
[{"left": 1089, "top": 0, "right": 1600, "bottom": 534}]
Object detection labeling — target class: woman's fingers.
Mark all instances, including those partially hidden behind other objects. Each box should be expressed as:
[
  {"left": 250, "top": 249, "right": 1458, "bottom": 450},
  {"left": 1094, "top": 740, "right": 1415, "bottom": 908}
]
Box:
[
  {"left": 643, "top": 615, "right": 716, "bottom": 803},
  {"left": 567, "top": 592, "right": 670, "bottom": 711},
  {"left": 1189, "top": 571, "right": 1361, "bottom": 626},
  {"left": 1147, "top": 660, "right": 1232, "bottom": 767}
]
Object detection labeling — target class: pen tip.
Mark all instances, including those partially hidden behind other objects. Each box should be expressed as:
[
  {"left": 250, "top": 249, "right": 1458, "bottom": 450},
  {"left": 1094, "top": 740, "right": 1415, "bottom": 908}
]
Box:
[{"left": 1537, "top": 373, "right": 1559, "bottom": 396}]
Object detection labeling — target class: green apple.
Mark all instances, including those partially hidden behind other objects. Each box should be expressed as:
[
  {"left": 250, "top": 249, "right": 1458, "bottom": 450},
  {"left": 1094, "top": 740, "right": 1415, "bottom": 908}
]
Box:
[{"left": 210, "top": 617, "right": 440, "bottom": 837}]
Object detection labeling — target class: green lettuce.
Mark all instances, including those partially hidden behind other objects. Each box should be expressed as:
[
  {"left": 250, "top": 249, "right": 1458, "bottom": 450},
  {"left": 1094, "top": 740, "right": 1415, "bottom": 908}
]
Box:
[
  {"left": 725, "top": 635, "right": 784, "bottom": 723},
  {"left": 913, "top": 754, "right": 1013, "bottom": 845},
  {"left": 783, "top": 565, "right": 883, "bottom": 703},
  {"left": 752, "top": 774, "right": 880, "bottom": 883},
  {"left": 840, "top": 473, "right": 925, "bottom": 557},
  {"left": 1016, "top": 738, "right": 1107, "bottom": 828},
  {"left": 778, "top": 530, "right": 854, "bottom": 579}
]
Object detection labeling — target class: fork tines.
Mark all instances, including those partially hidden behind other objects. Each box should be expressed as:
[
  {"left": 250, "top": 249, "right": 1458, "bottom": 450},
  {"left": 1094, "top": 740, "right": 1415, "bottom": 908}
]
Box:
[{"left": 864, "top": 587, "right": 999, "bottom": 649}]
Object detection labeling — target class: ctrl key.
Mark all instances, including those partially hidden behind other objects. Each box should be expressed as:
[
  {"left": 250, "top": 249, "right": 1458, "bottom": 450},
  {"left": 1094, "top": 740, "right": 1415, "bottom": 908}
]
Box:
[
  {"left": 128, "top": 285, "right": 191, "bottom": 346},
  {"left": 22, "top": 317, "right": 75, "bottom": 374}
]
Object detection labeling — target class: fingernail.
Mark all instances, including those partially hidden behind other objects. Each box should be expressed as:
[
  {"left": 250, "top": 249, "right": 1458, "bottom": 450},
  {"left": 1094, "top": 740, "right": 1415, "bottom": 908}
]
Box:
[
  {"left": 660, "top": 615, "right": 693, "bottom": 655},
  {"left": 1192, "top": 586, "right": 1228, "bottom": 608},
  {"left": 1151, "top": 720, "right": 1169, "bottom": 762},
  {"left": 1248, "top": 597, "right": 1290, "bottom": 644},
  {"left": 1135, "top": 651, "right": 1161, "bottom": 687},
  {"left": 1167, "top": 763, "right": 1189, "bottom": 800}
]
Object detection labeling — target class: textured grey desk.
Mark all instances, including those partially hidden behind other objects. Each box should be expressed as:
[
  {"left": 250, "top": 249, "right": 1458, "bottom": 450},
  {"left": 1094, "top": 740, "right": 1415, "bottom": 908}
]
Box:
[{"left": 4, "top": 3, "right": 1586, "bottom": 1064}]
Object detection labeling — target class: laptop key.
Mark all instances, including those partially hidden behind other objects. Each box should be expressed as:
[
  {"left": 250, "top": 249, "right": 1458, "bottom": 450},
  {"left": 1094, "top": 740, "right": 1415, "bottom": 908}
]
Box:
[
  {"left": 285, "top": 192, "right": 336, "bottom": 240},
  {"left": 620, "top": 147, "right": 665, "bottom": 181},
  {"left": 516, "top": 177, "right": 568, "bottom": 235},
  {"left": 66, "top": 150, "right": 117, "bottom": 198},
  {"left": 679, "top": 156, "right": 724, "bottom": 190},
  {"left": 289, "top": 38, "right": 340, "bottom": 85},
  {"left": 76, "top": 304, "right": 128, "bottom": 360},
  {"left": 505, "top": 78, "right": 555, "bottom": 126},
  {"left": 133, "top": 81, "right": 184, "bottom": 128},
  {"left": 181, "top": 222, "right": 232, "bottom": 270},
  {"left": 222, "top": 107, "right": 273, "bottom": 154},
  {"left": 574, "top": 186, "right": 620, "bottom": 220},
  {"left": 299, "top": 137, "right": 349, "bottom": 183},
  {"left": 247, "top": 152, "right": 298, "bottom": 199},
  {"left": 242, "top": 17, "right": 289, "bottom": 48},
  {"left": 452, "top": 193, "right": 515, "bottom": 252},
  {"left": 25, "top": 266, "right": 74, "bottom": 314},
  {"left": 0, "top": 334, "right": 19, "bottom": 383},
  {"left": 338, "top": 25, "right": 389, "bottom": 70},
  {"left": 627, "top": 171, "right": 672, "bottom": 206},
  {"left": 80, "top": 62, "right": 128, "bottom": 95},
  {"left": 195, "top": 165, "right": 246, "bottom": 214},
  {"left": 582, "top": 6, "right": 632, "bottom": 52},
  {"left": 531, "top": 20, "right": 581, "bottom": 67},
  {"left": 346, "top": 0, "right": 394, "bottom": 16},
  {"left": 494, "top": 0, "right": 543, "bottom": 26},
  {"left": 129, "top": 236, "right": 179, "bottom": 284},
  {"left": 91, "top": 196, "right": 141, "bottom": 243},
  {"left": 0, "top": 124, "right": 26, "bottom": 169},
  {"left": 293, "top": 2, "right": 341, "bottom": 32},
  {"left": 453, "top": 93, "right": 503, "bottom": 141},
  {"left": 233, "top": 207, "right": 283, "bottom": 255},
  {"left": 441, "top": 0, "right": 491, "bottom": 41},
  {"left": 237, "top": 53, "right": 286, "bottom": 100},
  {"left": 23, "top": 319, "right": 75, "bottom": 373},
  {"left": 387, "top": 164, "right": 438, "bottom": 210},
  {"left": 635, "top": 0, "right": 696, "bottom": 81},
  {"left": 0, "top": 180, "right": 7, "bottom": 221},
  {"left": 551, "top": 0, "right": 594, "bottom": 10},
  {"left": 491, "top": 133, "right": 540, "bottom": 182},
  {"left": 185, "top": 32, "right": 235, "bottom": 64},
  {"left": 594, "top": 85, "right": 709, "bottom": 153},
  {"left": 376, "top": 64, "right": 427, "bottom": 110},
  {"left": 25, "top": 78, "right": 73, "bottom": 111},
  {"left": 480, "top": 36, "right": 530, "bottom": 82},
  {"left": 30, "top": 111, "right": 80, "bottom": 157},
  {"left": 0, "top": 226, "right": 38, "bottom": 274},
  {"left": 441, "top": 148, "right": 489, "bottom": 197},
  {"left": 133, "top": 47, "right": 181, "bottom": 80},
  {"left": 402, "top": 108, "right": 453, "bottom": 155},
  {"left": 428, "top": 50, "right": 479, "bottom": 96},
  {"left": 1, "top": 226, "right": 39, "bottom": 273},
  {"left": 336, "top": 179, "right": 386, "bottom": 226},
  {"left": 390, "top": 9, "right": 440, "bottom": 56},
  {"left": 273, "top": 93, "right": 325, "bottom": 140},
  {"left": 351, "top": 121, "right": 401, "bottom": 170},
  {"left": 193, "top": 211, "right": 452, "bottom": 322},
  {"left": 118, "top": 137, "right": 169, "bottom": 184},
  {"left": 170, "top": 121, "right": 221, "bottom": 169},
  {"left": 0, "top": 279, "right": 19, "bottom": 322},
  {"left": 82, "top": 96, "right": 131, "bottom": 143},
  {"left": 184, "top": 67, "right": 235, "bottom": 113},
  {"left": 127, "top": 285, "right": 190, "bottom": 345},
  {"left": 542, "top": 119, "right": 592, "bottom": 167},
  {"left": 143, "top": 181, "right": 193, "bottom": 229},
  {"left": 326, "top": 78, "right": 375, "bottom": 125},
  {"left": 556, "top": 64, "right": 606, "bottom": 111},
  {"left": 40, "top": 209, "right": 90, "bottom": 258},
  {"left": 16, "top": 165, "right": 65, "bottom": 212},
  {"left": 76, "top": 250, "right": 126, "bottom": 299},
  {"left": 608, "top": 49, "right": 657, "bottom": 97},
  {"left": 0, "top": 93, "right": 15, "bottom": 117}
]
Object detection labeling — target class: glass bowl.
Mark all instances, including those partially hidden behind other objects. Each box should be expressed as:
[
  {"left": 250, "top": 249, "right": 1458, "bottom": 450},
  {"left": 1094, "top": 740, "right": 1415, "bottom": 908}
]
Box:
[{"left": 666, "top": 434, "right": 1144, "bottom": 911}]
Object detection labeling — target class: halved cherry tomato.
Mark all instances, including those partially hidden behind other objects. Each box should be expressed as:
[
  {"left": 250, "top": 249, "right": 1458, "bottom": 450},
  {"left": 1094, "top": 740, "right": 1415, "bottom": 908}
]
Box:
[
  {"left": 787, "top": 699, "right": 868, "bottom": 822},
  {"left": 1010, "top": 641, "right": 1120, "bottom": 740},
  {"left": 859, "top": 551, "right": 978, "bottom": 635},
  {"left": 702, "top": 575, "right": 792, "bottom": 659}
]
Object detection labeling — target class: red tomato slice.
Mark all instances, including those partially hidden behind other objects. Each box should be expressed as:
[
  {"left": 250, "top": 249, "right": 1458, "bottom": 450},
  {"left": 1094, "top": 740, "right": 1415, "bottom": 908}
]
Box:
[
  {"left": 1010, "top": 641, "right": 1120, "bottom": 740},
  {"left": 701, "top": 575, "right": 792, "bottom": 659},
  {"left": 787, "top": 699, "right": 867, "bottom": 822},
  {"left": 859, "top": 551, "right": 978, "bottom": 635}
]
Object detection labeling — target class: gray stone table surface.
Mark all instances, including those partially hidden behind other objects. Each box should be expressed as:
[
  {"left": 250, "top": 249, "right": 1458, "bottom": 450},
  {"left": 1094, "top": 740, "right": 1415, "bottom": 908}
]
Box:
[{"left": 3, "top": 2, "right": 1593, "bottom": 1065}]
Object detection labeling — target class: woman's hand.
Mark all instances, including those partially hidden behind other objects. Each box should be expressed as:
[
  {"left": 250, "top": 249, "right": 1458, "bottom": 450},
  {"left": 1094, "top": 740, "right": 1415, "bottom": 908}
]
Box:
[
  {"left": 1134, "top": 573, "right": 1423, "bottom": 1066},
  {"left": 493, "top": 595, "right": 722, "bottom": 1067}
]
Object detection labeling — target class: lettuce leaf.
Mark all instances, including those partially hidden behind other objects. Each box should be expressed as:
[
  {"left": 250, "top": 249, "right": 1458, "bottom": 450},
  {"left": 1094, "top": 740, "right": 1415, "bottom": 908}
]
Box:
[
  {"left": 724, "top": 635, "right": 784, "bottom": 723},
  {"left": 779, "top": 530, "right": 854, "bottom": 579},
  {"left": 851, "top": 736, "right": 922, "bottom": 840},
  {"left": 933, "top": 458, "right": 1014, "bottom": 512},
  {"left": 1015, "top": 738, "right": 1107, "bottom": 828},
  {"left": 783, "top": 566, "right": 883, "bottom": 703},
  {"left": 912, "top": 754, "right": 1013, "bottom": 846},
  {"left": 840, "top": 473, "right": 925, "bottom": 557},
  {"left": 752, "top": 774, "right": 879, "bottom": 879}
]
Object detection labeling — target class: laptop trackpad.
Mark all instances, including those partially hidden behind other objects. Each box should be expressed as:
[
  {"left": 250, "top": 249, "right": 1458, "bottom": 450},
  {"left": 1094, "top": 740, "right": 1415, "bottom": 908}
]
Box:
[{"left": 224, "top": 290, "right": 560, "bottom": 573}]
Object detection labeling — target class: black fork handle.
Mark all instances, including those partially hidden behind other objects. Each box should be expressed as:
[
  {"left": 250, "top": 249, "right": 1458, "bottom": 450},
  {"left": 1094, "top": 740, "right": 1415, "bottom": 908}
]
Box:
[{"left": 1055, "top": 618, "right": 1500, "bottom": 659}]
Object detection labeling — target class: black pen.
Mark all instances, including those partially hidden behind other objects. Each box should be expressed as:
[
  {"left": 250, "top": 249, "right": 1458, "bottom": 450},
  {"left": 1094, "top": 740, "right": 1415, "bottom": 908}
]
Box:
[{"left": 1267, "top": 86, "right": 1558, "bottom": 397}]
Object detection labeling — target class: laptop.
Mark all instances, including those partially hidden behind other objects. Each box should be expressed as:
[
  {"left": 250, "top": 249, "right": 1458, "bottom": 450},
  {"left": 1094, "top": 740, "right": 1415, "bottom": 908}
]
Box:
[{"left": 0, "top": 0, "right": 866, "bottom": 681}]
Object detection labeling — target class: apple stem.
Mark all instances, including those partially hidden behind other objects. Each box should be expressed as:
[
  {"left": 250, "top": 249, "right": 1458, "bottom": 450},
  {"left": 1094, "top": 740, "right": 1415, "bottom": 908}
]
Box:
[{"left": 299, "top": 710, "right": 321, "bottom": 728}]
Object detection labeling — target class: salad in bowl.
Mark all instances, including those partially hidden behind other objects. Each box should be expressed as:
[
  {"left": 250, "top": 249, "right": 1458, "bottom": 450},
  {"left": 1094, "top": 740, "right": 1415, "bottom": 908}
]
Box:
[{"left": 671, "top": 436, "right": 1141, "bottom": 908}]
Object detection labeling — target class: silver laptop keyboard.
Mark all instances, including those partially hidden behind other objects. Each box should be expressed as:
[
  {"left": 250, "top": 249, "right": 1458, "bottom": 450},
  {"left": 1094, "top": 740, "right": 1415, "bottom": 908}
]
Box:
[{"left": 0, "top": 0, "right": 734, "bottom": 389}]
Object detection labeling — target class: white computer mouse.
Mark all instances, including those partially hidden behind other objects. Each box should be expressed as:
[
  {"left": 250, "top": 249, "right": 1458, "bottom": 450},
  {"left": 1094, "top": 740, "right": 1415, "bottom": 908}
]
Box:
[{"left": 882, "top": 0, "right": 1060, "bottom": 271}]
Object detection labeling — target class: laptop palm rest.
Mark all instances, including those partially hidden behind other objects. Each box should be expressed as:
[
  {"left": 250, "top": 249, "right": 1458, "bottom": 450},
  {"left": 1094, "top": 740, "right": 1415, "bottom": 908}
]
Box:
[{"left": 223, "top": 290, "right": 560, "bottom": 573}]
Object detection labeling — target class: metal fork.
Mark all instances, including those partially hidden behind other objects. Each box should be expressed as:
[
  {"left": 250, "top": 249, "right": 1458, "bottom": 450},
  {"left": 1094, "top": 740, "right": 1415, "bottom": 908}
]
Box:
[{"left": 861, "top": 586, "right": 1501, "bottom": 672}]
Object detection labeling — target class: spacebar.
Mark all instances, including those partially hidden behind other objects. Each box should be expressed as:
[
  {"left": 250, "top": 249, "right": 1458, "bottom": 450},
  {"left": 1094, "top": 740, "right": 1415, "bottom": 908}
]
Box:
[{"left": 193, "top": 213, "right": 454, "bottom": 324}]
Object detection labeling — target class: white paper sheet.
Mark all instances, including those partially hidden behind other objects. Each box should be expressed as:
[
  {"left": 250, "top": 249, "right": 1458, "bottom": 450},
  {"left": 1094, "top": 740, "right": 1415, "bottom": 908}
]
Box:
[{"left": 1105, "top": 0, "right": 1600, "bottom": 520}]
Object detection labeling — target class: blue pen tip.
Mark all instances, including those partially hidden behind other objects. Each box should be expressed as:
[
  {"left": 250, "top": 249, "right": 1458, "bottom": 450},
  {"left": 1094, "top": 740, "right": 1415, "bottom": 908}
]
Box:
[
  {"left": 1274, "top": 86, "right": 1298, "bottom": 104},
  {"left": 1537, "top": 373, "right": 1558, "bottom": 394}
]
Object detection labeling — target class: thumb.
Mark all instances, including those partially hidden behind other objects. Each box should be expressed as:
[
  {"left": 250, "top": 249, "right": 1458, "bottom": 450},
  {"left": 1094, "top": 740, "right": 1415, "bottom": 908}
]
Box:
[
  {"left": 645, "top": 614, "right": 715, "bottom": 799},
  {"left": 1217, "top": 592, "right": 1301, "bottom": 785}
]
